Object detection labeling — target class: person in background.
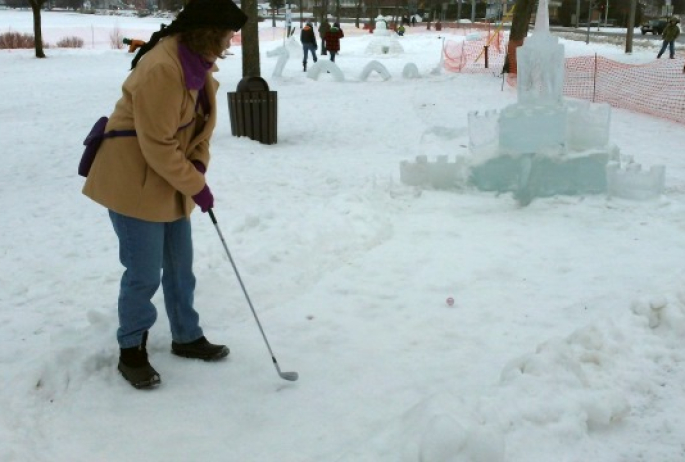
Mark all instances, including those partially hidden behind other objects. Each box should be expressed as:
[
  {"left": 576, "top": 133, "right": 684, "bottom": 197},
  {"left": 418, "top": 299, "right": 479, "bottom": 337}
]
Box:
[
  {"left": 300, "top": 21, "right": 318, "bottom": 71},
  {"left": 82, "top": 0, "right": 247, "bottom": 390},
  {"left": 657, "top": 17, "right": 680, "bottom": 59},
  {"left": 324, "top": 21, "right": 344, "bottom": 62},
  {"left": 398, "top": 24, "right": 406, "bottom": 36},
  {"left": 122, "top": 37, "right": 146, "bottom": 53},
  {"left": 318, "top": 19, "right": 330, "bottom": 55}
]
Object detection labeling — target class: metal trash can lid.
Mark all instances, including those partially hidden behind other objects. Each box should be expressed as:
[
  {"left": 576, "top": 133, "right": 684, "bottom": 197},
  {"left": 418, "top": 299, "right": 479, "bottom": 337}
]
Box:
[{"left": 236, "top": 76, "right": 270, "bottom": 92}]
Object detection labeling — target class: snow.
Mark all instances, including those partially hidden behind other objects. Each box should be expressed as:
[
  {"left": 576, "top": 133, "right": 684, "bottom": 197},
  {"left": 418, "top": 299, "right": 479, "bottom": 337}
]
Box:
[{"left": 2, "top": 9, "right": 685, "bottom": 462}]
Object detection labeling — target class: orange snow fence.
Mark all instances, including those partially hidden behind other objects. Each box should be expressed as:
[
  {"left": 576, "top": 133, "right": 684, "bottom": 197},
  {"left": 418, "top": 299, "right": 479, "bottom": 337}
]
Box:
[
  {"left": 444, "top": 33, "right": 685, "bottom": 125},
  {"left": 443, "top": 30, "right": 506, "bottom": 73},
  {"left": 563, "top": 56, "right": 685, "bottom": 124}
]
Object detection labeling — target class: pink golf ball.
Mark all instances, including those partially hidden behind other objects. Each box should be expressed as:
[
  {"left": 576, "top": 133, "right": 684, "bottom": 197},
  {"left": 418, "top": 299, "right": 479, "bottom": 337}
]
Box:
[{"left": 446, "top": 297, "right": 454, "bottom": 306}]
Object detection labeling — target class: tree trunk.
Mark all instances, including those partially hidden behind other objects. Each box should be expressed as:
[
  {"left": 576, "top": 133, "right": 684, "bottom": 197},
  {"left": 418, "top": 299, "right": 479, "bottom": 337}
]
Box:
[
  {"left": 502, "top": 0, "right": 535, "bottom": 74},
  {"left": 299, "top": 0, "right": 303, "bottom": 28},
  {"left": 392, "top": 0, "right": 400, "bottom": 28},
  {"left": 321, "top": 0, "right": 328, "bottom": 22},
  {"left": 29, "top": 0, "right": 46, "bottom": 58},
  {"left": 241, "top": 0, "right": 261, "bottom": 78}
]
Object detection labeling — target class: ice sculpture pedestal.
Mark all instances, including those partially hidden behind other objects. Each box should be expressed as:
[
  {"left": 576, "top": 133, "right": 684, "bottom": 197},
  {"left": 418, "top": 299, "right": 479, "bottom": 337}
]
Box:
[{"left": 470, "top": 151, "right": 611, "bottom": 205}]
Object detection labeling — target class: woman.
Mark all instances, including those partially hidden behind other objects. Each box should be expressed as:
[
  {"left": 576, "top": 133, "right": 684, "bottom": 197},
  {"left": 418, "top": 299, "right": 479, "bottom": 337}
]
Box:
[{"left": 82, "top": 0, "right": 247, "bottom": 389}]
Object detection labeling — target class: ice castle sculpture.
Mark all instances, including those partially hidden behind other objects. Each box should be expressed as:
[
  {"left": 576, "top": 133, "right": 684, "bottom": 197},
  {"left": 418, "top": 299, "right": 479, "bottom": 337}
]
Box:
[
  {"left": 463, "top": 0, "right": 665, "bottom": 204},
  {"left": 365, "top": 14, "right": 404, "bottom": 55}
]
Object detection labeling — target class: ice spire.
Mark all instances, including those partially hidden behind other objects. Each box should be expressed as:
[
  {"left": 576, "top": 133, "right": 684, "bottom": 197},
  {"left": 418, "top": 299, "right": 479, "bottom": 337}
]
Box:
[
  {"left": 513, "top": 0, "right": 565, "bottom": 104},
  {"left": 533, "top": 0, "right": 550, "bottom": 35}
]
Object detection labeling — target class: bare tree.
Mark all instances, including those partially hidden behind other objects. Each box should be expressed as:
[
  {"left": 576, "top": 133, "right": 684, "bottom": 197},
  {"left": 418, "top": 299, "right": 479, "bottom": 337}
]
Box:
[
  {"left": 502, "top": 0, "right": 536, "bottom": 73},
  {"left": 354, "top": 0, "right": 363, "bottom": 27},
  {"left": 242, "top": 0, "right": 261, "bottom": 77},
  {"left": 320, "top": 0, "right": 329, "bottom": 21},
  {"left": 299, "top": 0, "right": 304, "bottom": 27},
  {"left": 393, "top": 0, "right": 400, "bottom": 26},
  {"left": 28, "top": 0, "right": 47, "bottom": 58}
]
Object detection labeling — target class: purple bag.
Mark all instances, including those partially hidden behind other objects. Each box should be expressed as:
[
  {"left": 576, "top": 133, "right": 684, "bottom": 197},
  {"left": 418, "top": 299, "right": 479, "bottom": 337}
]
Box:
[
  {"left": 78, "top": 117, "right": 137, "bottom": 177},
  {"left": 78, "top": 116, "right": 109, "bottom": 177}
]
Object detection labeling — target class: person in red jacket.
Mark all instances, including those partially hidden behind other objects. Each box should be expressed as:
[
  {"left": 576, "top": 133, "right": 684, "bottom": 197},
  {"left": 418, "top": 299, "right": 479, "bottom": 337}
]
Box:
[{"left": 324, "top": 22, "right": 344, "bottom": 62}]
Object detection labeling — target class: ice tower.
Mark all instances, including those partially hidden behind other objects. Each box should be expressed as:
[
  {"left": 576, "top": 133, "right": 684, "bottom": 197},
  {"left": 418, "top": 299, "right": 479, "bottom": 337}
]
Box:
[
  {"left": 516, "top": 0, "right": 564, "bottom": 105},
  {"left": 499, "top": 0, "right": 567, "bottom": 155}
]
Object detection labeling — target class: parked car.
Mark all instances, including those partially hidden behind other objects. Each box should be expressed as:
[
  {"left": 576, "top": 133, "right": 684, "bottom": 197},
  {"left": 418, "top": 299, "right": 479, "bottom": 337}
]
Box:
[{"left": 641, "top": 18, "right": 668, "bottom": 35}]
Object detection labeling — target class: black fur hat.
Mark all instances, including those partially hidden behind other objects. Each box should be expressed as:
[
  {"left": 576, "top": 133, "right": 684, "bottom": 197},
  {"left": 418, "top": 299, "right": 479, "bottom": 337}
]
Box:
[{"left": 176, "top": 0, "right": 248, "bottom": 32}]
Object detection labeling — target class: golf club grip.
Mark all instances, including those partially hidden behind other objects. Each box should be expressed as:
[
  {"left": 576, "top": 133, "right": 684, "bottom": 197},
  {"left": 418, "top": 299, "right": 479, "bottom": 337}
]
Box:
[{"left": 208, "top": 208, "right": 218, "bottom": 224}]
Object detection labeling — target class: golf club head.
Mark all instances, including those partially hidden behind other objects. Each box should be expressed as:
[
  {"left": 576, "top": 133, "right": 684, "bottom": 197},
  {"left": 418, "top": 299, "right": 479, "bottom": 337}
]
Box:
[{"left": 280, "top": 371, "right": 299, "bottom": 381}]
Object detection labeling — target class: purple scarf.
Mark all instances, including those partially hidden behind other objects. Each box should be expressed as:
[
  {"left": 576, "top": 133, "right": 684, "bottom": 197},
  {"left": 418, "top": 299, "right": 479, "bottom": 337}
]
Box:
[
  {"left": 178, "top": 42, "right": 212, "bottom": 116},
  {"left": 178, "top": 42, "right": 213, "bottom": 90}
]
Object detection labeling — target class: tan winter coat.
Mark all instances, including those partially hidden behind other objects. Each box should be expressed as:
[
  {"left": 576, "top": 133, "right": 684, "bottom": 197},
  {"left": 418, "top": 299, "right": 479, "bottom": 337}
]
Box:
[{"left": 82, "top": 35, "right": 219, "bottom": 222}]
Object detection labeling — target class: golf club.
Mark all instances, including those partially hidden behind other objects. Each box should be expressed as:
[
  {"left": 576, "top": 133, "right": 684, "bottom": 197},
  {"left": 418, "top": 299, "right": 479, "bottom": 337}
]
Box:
[{"left": 208, "top": 209, "right": 299, "bottom": 382}]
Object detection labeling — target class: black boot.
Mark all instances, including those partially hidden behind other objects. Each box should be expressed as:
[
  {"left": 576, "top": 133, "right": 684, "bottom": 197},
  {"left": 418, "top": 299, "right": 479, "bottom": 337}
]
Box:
[
  {"left": 172, "top": 336, "right": 229, "bottom": 361},
  {"left": 303, "top": 60, "right": 307, "bottom": 72},
  {"left": 118, "top": 331, "right": 161, "bottom": 389}
]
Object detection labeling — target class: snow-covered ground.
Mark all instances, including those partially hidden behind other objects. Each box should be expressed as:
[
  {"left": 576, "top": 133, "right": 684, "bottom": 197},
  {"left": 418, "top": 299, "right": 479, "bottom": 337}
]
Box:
[{"left": 1, "top": 9, "right": 685, "bottom": 462}]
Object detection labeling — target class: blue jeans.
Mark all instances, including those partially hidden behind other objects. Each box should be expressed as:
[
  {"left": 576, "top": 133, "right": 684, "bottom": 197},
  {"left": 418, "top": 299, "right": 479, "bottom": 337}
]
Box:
[
  {"left": 109, "top": 210, "right": 203, "bottom": 348},
  {"left": 658, "top": 40, "right": 675, "bottom": 58},
  {"left": 303, "top": 43, "right": 317, "bottom": 62}
]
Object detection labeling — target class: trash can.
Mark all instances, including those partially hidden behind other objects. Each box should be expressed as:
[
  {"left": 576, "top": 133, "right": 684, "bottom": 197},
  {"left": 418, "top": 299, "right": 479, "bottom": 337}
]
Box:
[{"left": 227, "top": 76, "right": 277, "bottom": 145}]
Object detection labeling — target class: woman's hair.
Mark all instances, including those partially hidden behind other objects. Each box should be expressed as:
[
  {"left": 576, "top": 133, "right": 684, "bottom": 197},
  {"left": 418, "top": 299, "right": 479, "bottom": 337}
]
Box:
[{"left": 180, "top": 27, "right": 231, "bottom": 59}]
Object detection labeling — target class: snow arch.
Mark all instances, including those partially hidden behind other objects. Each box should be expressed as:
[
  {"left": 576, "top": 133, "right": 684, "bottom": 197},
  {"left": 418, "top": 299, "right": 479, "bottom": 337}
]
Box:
[
  {"left": 402, "top": 63, "right": 420, "bottom": 79},
  {"left": 359, "top": 60, "right": 392, "bottom": 81},
  {"left": 307, "top": 60, "right": 345, "bottom": 81}
]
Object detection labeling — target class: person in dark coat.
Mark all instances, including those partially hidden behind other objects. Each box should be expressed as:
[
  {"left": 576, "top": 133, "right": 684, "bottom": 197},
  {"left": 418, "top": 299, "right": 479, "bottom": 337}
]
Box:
[
  {"left": 324, "top": 22, "right": 344, "bottom": 62},
  {"left": 318, "top": 19, "right": 331, "bottom": 55},
  {"left": 300, "top": 22, "right": 317, "bottom": 71},
  {"left": 657, "top": 17, "right": 680, "bottom": 59}
]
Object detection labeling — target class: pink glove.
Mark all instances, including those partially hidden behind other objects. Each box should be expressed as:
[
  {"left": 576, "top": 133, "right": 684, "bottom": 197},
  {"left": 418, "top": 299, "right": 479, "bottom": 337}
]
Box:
[{"left": 192, "top": 184, "right": 214, "bottom": 212}]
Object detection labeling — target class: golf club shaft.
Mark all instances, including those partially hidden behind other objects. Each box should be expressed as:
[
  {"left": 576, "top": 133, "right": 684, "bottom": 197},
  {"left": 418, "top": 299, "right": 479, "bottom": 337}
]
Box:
[{"left": 208, "top": 209, "right": 296, "bottom": 381}]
